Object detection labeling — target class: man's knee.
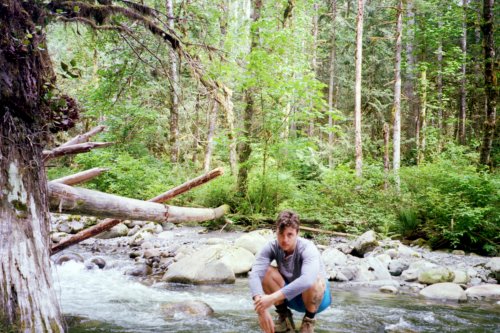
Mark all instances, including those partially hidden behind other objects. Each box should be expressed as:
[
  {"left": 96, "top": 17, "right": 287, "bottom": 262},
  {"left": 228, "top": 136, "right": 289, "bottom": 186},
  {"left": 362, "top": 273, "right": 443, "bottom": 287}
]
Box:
[{"left": 262, "top": 266, "right": 285, "bottom": 292}]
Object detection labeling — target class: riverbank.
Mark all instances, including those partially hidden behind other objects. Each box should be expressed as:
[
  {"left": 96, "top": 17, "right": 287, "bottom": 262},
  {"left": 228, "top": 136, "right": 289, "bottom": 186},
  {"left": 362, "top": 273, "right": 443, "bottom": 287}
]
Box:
[{"left": 51, "top": 215, "right": 500, "bottom": 305}]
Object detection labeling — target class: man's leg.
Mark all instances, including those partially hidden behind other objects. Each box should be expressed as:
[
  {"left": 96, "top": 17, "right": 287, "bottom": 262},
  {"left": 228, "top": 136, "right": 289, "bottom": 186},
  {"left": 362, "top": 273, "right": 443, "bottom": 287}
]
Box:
[
  {"left": 299, "top": 277, "right": 327, "bottom": 333},
  {"left": 262, "top": 267, "right": 294, "bottom": 332}
]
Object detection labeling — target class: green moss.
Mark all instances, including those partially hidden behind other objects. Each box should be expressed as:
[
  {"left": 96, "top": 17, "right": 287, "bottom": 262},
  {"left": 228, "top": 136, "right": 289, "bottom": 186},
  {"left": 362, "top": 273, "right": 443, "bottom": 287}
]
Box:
[{"left": 11, "top": 199, "right": 27, "bottom": 212}]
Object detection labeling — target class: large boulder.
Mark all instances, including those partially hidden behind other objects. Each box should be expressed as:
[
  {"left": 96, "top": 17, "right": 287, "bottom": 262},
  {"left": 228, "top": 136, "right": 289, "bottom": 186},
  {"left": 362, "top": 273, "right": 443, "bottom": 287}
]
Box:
[
  {"left": 322, "top": 248, "right": 348, "bottom": 268},
  {"left": 161, "top": 300, "right": 214, "bottom": 318},
  {"left": 485, "top": 257, "right": 500, "bottom": 280},
  {"left": 366, "top": 256, "right": 392, "bottom": 280},
  {"left": 389, "top": 259, "right": 409, "bottom": 276},
  {"left": 235, "top": 230, "right": 271, "bottom": 255},
  {"left": 465, "top": 284, "right": 500, "bottom": 300},
  {"left": 419, "top": 282, "right": 467, "bottom": 301},
  {"left": 351, "top": 230, "right": 378, "bottom": 257},
  {"left": 97, "top": 223, "right": 129, "bottom": 239},
  {"left": 128, "top": 229, "right": 154, "bottom": 246},
  {"left": 401, "top": 260, "right": 438, "bottom": 282},
  {"left": 162, "top": 245, "right": 237, "bottom": 284},
  {"left": 418, "top": 267, "right": 455, "bottom": 285}
]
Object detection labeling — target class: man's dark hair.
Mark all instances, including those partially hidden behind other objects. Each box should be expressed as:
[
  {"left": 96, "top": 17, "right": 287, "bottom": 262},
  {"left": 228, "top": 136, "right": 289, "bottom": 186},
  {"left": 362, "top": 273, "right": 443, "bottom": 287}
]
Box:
[{"left": 276, "top": 210, "right": 300, "bottom": 233}]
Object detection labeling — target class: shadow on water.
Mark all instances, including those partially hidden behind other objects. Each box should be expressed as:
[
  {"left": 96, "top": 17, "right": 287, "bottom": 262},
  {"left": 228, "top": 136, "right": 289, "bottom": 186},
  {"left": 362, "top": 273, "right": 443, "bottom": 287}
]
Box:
[{"left": 54, "top": 260, "right": 500, "bottom": 333}]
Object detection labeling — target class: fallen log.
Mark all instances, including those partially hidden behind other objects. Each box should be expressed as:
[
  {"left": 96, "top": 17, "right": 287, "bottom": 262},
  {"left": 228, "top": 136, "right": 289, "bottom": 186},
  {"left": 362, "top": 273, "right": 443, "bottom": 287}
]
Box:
[
  {"left": 299, "top": 226, "right": 355, "bottom": 238},
  {"left": 61, "top": 125, "right": 106, "bottom": 147},
  {"left": 50, "top": 167, "right": 108, "bottom": 186},
  {"left": 149, "top": 167, "right": 224, "bottom": 202},
  {"left": 43, "top": 142, "right": 113, "bottom": 161},
  {"left": 49, "top": 182, "right": 229, "bottom": 255},
  {"left": 48, "top": 182, "right": 228, "bottom": 223}
]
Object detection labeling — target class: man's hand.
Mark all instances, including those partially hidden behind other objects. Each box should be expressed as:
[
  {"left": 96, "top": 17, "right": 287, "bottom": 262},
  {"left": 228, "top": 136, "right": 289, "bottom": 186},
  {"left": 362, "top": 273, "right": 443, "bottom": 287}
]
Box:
[
  {"left": 254, "top": 294, "right": 277, "bottom": 314},
  {"left": 257, "top": 309, "right": 274, "bottom": 333}
]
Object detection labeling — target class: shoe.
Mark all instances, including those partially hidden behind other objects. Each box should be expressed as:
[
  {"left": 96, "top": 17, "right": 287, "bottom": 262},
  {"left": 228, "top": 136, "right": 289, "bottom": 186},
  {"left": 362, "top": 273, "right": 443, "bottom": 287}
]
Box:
[
  {"left": 274, "top": 308, "right": 295, "bottom": 333},
  {"left": 299, "top": 316, "right": 316, "bottom": 333}
]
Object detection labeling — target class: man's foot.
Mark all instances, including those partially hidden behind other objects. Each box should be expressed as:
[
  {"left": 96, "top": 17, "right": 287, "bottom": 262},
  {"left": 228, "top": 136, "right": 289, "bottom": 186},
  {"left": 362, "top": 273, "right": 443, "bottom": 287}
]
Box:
[
  {"left": 274, "top": 309, "right": 295, "bottom": 333},
  {"left": 299, "top": 316, "right": 316, "bottom": 333}
]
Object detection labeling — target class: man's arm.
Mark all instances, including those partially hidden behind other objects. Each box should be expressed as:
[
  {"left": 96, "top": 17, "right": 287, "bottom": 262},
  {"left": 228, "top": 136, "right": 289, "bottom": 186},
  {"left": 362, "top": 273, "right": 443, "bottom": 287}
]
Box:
[{"left": 248, "top": 241, "right": 274, "bottom": 299}]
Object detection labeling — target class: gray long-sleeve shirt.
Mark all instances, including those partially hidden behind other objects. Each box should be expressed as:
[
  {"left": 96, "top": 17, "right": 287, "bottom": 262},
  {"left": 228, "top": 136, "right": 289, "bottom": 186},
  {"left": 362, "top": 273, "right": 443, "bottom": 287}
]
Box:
[{"left": 248, "top": 237, "right": 326, "bottom": 301}]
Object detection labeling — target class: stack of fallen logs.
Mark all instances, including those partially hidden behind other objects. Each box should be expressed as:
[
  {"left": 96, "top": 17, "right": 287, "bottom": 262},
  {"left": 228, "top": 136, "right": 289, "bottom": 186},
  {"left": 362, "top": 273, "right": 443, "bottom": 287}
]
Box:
[{"left": 46, "top": 125, "right": 228, "bottom": 256}]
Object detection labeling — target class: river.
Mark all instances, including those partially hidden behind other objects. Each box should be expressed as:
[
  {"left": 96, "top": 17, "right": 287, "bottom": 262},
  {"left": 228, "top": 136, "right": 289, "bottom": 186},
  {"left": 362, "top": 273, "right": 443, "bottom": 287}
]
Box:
[{"left": 52, "top": 254, "right": 499, "bottom": 333}]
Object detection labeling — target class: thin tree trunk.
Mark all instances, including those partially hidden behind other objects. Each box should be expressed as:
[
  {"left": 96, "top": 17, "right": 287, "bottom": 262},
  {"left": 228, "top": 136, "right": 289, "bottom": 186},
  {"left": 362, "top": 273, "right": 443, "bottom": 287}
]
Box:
[
  {"left": 328, "top": 0, "right": 338, "bottom": 168},
  {"left": 237, "top": 0, "right": 262, "bottom": 195},
  {"left": 204, "top": 101, "right": 219, "bottom": 172},
  {"left": 479, "top": 0, "right": 496, "bottom": 167},
  {"left": 459, "top": 0, "right": 468, "bottom": 144},
  {"left": 393, "top": 0, "right": 403, "bottom": 189},
  {"left": 417, "top": 69, "right": 427, "bottom": 165},
  {"left": 437, "top": 18, "right": 443, "bottom": 136},
  {"left": 308, "top": 2, "right": 319, "bottom": 137},
  {"left": 383, "top": 123, "right": 390, "bottom": 190},
  {"left": 354, "top": 0, "right": 365, "bottom": 178},
  {"left": 167, "top": 0, "right": 180, "bottom": 163},
  {"left": 61, "top": 125, "right": 106, "bottom": 147},
  {"left": 404, "top": 0, "right": 419, "bottom": 152},
  {"left": 51, "top": 167, "right": 108, "bottom": 185}
]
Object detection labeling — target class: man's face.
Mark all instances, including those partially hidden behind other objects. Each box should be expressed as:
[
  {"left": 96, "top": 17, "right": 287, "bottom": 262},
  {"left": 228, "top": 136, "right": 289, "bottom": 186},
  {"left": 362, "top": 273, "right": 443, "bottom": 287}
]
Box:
[{"left": 277, "top": 226, "right": 298, "bottom": 254}]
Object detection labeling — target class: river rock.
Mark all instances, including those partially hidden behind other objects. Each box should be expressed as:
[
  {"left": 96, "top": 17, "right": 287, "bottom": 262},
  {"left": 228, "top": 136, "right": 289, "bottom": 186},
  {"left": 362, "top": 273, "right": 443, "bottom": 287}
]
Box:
[
  {"left": 419, "top": 282, "right": 467, "bottom": 301},
  {"left": 235, "top": 231, "right": 269, "bottom": 255},
  {"left": 451, "top": 250, "right": 466, "bottom": 256},
  {"left": 397, "top": 245, "right": 421, "bottom": 258},
  {"left": 485, "top": 257, "right": 500, "bottom": 279},
  {"left": 51, "top": 232, "right": 68, "bottom": 243},
  {"left": 161, "top": 300, "right": 214, "bottom": 318},
  {"left": 127, "top": 225, "right": 141, "bottom": 237},
  {"left": 402, "top": 260, "right": 438, "bottom": 281},
  {"left": 129, "top": 229, "right": 154, "bottom": 246},
  {"left": 452, "top": 270, "right": 469, "bottom": 284},
  {"left": 144, "top": 249, "right": 161, "bottom": 259},
  {"left": 366, "top": 256, "right": 392, "bottom": 280},
  {"left": 389, "top": 259, "right": 409, "bottom": 276},
  {"left": 90, "top": 257, "right": 106, "bottom": 269},
  {"left": 125, "top": 263, "right": 152, "bottom": 277},
  {"left": 351, "top": 230, "right": 378, "bottom": 257},
  {"left": 322, "top": 248, "right": 348, "bottom": 267},
  {"left": 465, "top": 284, "right": 500, "bottom": 300},
  {"left": 418, "top": 267, "right": 455, "bottom": 285},
  {"left": 163, "top": 245, "right": 238, "bottom": 284},
  {"left": 375, "top": 254, "right": 392, "bottom": 268},
  {"left": 54, "top": 252, "right": 84, "bottom": 265},
  {"left": 97, "top": 223, "right": 129, "bottom": 239},
  {"left": 340, "top": 266, "right": 357, "bottom": 281},
  {"left": 380, "top": 285, "right": 399, "bottom": 294}
]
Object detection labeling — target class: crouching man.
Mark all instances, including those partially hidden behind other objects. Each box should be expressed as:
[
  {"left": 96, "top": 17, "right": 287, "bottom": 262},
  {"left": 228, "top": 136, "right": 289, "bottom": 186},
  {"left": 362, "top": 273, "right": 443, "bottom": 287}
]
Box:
[{"left": 249, "top": 210, "right": 332, "bottom": 333}]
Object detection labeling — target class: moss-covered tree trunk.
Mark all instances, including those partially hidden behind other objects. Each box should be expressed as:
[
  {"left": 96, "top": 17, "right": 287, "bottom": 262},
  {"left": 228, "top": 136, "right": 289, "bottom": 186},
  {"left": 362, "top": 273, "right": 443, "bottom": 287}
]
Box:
[{"left": 0, "top": 1, "right": 66, "bottom": 331}]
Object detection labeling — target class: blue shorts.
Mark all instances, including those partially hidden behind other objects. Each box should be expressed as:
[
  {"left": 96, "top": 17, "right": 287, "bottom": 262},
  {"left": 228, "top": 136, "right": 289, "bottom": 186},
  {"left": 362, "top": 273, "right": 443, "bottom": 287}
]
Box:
[{"left": 285, "top": 280, "right": 332, "bottom": 313}]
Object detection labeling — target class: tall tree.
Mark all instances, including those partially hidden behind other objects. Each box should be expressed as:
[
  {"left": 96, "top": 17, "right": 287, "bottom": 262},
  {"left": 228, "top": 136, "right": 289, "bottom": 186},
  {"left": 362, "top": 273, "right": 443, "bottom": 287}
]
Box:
[
  {"left": 167, "top": 0, "right": 180, "bottom": 162},
  {"left": 479, "top": 0, "right": 497, "bottom": 167},
  {"left": 393, "top": 0, "right": 403, "bottom": 189},
  {"left": 403, "top": 0, "right": 419, "bottom": 153},
  {"left": 354, "top": 0, "right": 365, "bottom": 177},
  {"left": 328, "top": 0, "right": 338, "bottom": 168},
  {"left": 237, "top": 0, "right": 262, "bottom": 195},
  {"left": 458, "top": 0, "right": 468, "bottom": 144}
]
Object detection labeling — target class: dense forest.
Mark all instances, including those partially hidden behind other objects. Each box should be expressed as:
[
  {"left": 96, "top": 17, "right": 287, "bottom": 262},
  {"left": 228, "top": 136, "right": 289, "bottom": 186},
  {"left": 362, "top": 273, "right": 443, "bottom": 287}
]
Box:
[
  {"left": 44, "top": 0, "right": 499, "bottom": 255},
  {"left": 0, "top": 0, "right": 498, "bottom": 331}
]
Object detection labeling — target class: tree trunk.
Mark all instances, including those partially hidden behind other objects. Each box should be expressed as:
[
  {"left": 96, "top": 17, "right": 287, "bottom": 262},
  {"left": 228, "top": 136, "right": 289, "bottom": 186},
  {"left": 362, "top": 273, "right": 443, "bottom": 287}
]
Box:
[
  {"left": 167, "top": 0, "right": 180, "bottom": 163},
  {"left": 403, "top": 0, "right": 419, "bottom": 153},
  {"left": 48, "top": 182, "right": 228, "bottom": 223},
  {"left": 204, "top": 101, "right": 219, "bottom": 172},
  {"left": 392, "top": 0, "right": 403, "bottom": 189},
  {"left": 43, "top": 142, "right": 112, "bottom": 161},
  {"left": 60, "top": 125, "right": 106, "bottom": 147},
  {"left": 237, "top": 0, "right": 262, "bottom": 195},
  {"left": 1, "top": 114, "right": 65, "bottom": 332},
  {"left": 417, "top": 69, "right": 427, "bottom": 165},
  {"left": 459, "top": 0, "right": 468, "bottom": 145},
  {"left": 437, "top": 17, "right": 443, "bottom": 136},
  {"left": 354, "top": 0, "right": 365, "bottom": 177},
  {"left": 0, "top": 1, "right": 66, "bottom": 329},
  {"left": 383, "top": 123, "right": 390, "bottom": 190},
  {"left": 50, "top": 167, "right": 108, "bottom": 185},
  {"left": 328, "top": 0, "right": 338, "bottom": 168},
  {"left": 479, "top": 0, "right": 497, "bottom": 167},
  {"left": 308, "top": 2, "right": 319, "bottom": 137}
]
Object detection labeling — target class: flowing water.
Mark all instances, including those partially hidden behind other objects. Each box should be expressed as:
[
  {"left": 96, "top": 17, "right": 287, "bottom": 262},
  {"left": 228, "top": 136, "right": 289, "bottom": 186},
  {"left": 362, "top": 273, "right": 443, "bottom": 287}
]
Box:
[{"left": 52, "top": 254, "right": 500, "bottom": 333}]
